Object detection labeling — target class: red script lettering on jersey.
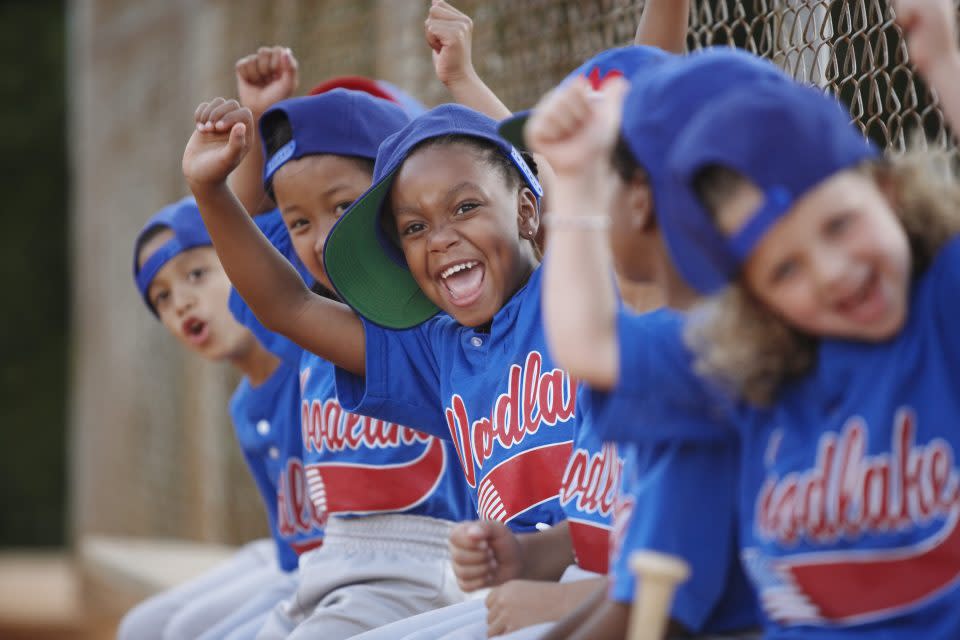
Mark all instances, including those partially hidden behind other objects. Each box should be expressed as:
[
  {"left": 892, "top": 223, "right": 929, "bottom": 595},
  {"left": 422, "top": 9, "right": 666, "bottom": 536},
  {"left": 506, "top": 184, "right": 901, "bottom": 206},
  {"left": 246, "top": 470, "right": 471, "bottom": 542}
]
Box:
[
  {"left": 756, "top": 409, "right": 960, "bottom": 546},
  {"left": 445, "top": 351, "right": 577, "bottom": 487},
  {"left": 302, "top": 397, "right": 431, "bottom": 454},
  {"left": 559, "top": 443, "right": 621, "bottom": 517}
]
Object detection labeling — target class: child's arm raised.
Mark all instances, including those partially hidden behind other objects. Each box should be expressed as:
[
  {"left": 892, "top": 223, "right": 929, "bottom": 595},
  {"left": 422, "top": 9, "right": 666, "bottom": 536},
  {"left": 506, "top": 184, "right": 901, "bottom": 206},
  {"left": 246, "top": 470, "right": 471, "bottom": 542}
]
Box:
[
  {"left": 526, "top": 78, "right": 628, "bottom": 390},
  {"left": 182, "top": 100, "right": 366, "bottom": 375},
  {"left": 425, "top": 0, "right": 511, "bottom": 120},
  {"left": 634, "top": 0, "right": 691, "bottom": 53},
  {"left": 894, "top": 0, "right": 960, "bottom": 137},
  {"left": 230, "top": 46, "right": 299, "bottom": 216}
]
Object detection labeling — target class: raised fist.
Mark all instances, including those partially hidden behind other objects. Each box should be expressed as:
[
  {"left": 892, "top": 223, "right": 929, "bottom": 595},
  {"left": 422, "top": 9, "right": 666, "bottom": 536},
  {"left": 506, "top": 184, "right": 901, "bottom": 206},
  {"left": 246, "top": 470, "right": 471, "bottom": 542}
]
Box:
[{"left": 182, "top": 98, "right": 253, "bottom": 189}]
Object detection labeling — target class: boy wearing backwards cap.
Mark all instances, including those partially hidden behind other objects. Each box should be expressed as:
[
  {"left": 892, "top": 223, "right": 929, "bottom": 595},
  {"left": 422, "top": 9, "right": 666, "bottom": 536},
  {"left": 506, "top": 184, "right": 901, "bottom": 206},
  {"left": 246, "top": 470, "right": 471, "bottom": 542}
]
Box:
[{"left": 124, "top": 198, "right": 322, "bottom": 640}]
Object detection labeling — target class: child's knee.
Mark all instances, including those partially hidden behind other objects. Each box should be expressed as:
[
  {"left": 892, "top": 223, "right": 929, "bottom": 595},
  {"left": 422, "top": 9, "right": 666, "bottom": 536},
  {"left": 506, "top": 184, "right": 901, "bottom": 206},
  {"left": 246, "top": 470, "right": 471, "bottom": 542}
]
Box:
[{"left": 117, "top": 596, "right": 173, "bottom": 640}]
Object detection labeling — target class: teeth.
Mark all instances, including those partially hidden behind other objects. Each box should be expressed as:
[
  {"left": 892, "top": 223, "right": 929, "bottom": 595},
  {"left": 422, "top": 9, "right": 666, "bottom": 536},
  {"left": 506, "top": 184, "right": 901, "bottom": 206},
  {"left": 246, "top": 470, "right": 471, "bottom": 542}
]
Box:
[{"left": 440, "top": 261, "right": 478, "bottom": 279}]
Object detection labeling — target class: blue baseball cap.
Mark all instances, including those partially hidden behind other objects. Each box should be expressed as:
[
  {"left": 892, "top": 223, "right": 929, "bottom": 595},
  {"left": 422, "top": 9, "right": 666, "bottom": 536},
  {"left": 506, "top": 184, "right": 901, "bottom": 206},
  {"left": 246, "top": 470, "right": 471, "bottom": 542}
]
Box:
[
  {"left": 666, "top": 82, "right": 878, "bottom": 293},
  {"left": 497, "top": 45, "right": 673, "bottom": 148},
  {"left": 134, "top": 199, "right": 306, "bottom": 317},
  {"left": 619, "top": 47, "right": 795, "bottom": 293},
  {"left": 133, "top": 197, "right": 211, "bottom": 315},
  {"left": 323, "top": 103, "right": 544, "bottom": 329},
  {"left": 260, "top": 88, "right": 412, "bottom": 197}
]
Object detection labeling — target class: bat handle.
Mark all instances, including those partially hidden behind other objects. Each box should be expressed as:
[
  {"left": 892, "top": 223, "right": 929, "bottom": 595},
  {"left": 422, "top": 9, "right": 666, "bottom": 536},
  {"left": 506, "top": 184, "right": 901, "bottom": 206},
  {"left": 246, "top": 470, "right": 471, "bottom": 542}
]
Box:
[{"left": 627, "top": 550, "right": 691, "bottom": 640}]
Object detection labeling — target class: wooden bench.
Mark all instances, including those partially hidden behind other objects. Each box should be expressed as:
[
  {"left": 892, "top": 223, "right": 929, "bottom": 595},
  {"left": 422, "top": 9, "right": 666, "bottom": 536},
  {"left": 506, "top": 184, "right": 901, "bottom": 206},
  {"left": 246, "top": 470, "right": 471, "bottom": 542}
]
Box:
[{"left": 0, "top": 536, "right": 236, "bottom": 640}]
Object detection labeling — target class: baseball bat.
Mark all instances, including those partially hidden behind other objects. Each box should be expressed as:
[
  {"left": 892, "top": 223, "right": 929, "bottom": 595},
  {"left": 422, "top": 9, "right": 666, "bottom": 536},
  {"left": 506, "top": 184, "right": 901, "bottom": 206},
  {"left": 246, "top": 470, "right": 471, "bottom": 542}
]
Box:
[{"left": 626, "top": 550, "right": 691, "bottom": 640}]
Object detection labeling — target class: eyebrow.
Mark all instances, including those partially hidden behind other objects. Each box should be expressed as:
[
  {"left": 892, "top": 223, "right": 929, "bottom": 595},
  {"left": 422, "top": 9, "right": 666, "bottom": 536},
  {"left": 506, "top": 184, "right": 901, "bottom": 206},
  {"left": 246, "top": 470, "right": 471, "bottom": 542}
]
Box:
[
  {"left": 322, "top": 182, "right": 357, "bottom": 199},
  {"left": 393, "top": 181, "right": 484, "bottom": 218}
]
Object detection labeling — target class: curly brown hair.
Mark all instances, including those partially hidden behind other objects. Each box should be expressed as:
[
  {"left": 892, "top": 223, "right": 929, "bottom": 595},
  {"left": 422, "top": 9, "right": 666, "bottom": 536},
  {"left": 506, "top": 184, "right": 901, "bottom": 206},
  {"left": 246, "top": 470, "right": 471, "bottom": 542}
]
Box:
[{"left": 685, "top": 150, "right": 960, "bottom": 406}]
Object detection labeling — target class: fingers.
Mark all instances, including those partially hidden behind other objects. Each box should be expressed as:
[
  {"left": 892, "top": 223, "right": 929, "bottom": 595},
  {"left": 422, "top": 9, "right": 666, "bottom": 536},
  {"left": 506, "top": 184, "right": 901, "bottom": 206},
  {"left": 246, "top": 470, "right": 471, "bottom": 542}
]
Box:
[
  {"left": 525, "top": 78, "right": 593, "bottom": 150},
  {"left": 453, "top": 556, "right": 495, "bottom": 591},
  {"left": 196, "top": 97, "right": 225, "bottom": 127},
  {"left": 235, "top": 45, "right": 295, "bottom": 86},
  {"left": 227, "top": 121, "right": 248, "bottom": 155},
  {"left": 449, "top": 521, "right": 497, "bottom": 591},
  {"left": 485, "top": 590, "right": 508, "bottom": 637},
  {"left": 208, "top": 99, "right": 241, "bottom": 125},
  {"left": 194, "top": 98, "right": 247, "bottom": 133},
  {"left": 449, "top": 522, "right": 490, "bottom": 555},
  {"left": 424, "top": 1, "right": 472, "bottom": 48},
  {"left": 282, "top": 47, "right": 298, "bottom": 73},
  {"left": 269, "top": 47, "right": 282, "bottom": 77},
  {"left": 597, "top": 76, "right": 629, "bottom": 127},
  {"left": 255, "top": 46, "right": 273, "bottom": 78}
]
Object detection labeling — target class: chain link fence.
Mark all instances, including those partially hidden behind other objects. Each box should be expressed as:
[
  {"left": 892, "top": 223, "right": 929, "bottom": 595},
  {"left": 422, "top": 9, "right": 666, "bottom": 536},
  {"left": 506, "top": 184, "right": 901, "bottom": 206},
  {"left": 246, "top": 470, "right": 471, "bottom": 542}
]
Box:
[{"left": 71, "top": 0, "right": 957, "bottom": 545}]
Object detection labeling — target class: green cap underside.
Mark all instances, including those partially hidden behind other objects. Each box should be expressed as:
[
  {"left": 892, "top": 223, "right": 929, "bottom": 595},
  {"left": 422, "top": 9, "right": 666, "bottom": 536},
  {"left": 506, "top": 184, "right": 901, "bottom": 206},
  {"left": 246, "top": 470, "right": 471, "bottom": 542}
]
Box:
[
  {"left": 324, "top": 169, "right": 440, "bottom": 329},
  {"left": 497, "top": 112, "right": 531, "bottom": 150}
]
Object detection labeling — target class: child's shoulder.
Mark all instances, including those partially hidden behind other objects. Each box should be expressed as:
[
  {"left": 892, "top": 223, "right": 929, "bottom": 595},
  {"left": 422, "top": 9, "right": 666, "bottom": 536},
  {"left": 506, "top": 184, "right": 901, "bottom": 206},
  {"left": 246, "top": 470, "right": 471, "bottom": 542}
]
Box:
[
  {"left": 929, "top": 232, "right": 960, "bottom": 279},
  {"left": 912, "top": 232, "right": 960, "bottom": 318}
]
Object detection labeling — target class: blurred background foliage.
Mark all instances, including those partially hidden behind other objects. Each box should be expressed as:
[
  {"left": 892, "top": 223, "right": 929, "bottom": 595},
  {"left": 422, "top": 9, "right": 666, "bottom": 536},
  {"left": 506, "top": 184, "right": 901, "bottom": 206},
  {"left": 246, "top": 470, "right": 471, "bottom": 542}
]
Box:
[{"left": 0, "top": 0, "right": 67, "bottom": 547}]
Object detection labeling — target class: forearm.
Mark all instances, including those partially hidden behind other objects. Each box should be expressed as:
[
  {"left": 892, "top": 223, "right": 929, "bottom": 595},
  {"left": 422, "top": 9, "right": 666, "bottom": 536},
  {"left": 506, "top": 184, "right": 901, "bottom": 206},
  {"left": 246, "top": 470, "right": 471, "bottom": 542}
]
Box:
[
  {"left": 542, "top": 182, "right": 620, "bottom": 390},
  {"left": 445, "top": 70, "right": 512, "bottom": 120},
  {"left": 228, "top": 115, "right": 272, "bottom": 215},
  {"left": 516, "top": 521, "right": 575, "bottom": 581},
  {"left": 926, "top": 52, "right": 960, "bottom": 138},
  {"left": 190, "top": 181, "right": 310, "bottom": 327},
  {"left": 190, "top": 181, "right": 367, "bottom": 374},
  {"left": 634, "top": 0, "right": 691, "bottom": 53}
]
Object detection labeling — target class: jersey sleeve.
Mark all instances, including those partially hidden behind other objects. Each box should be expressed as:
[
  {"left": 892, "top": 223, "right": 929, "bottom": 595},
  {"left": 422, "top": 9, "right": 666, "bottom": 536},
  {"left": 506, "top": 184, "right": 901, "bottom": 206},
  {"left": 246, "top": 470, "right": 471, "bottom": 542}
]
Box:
[
  {"left": 334, "top": 316, "right": 450, "bottom": 440},
  {"left": 229, "top": 288, "right": 303, "bottom": 366},
  {"left": 931, "top": 235, "right": 960, "bottom": 355},
  {"left": 588, "top": 309, "right": 733, "bottom": 444},
  {"left": 608, "top": 441, "right": 756, "bottom": 633}
]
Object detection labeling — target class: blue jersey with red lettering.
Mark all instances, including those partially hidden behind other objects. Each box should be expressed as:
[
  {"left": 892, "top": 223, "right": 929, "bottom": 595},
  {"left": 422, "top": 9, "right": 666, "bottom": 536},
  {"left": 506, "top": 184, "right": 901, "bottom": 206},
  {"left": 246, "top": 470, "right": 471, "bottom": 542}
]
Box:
[
  {"left": 229, "top": 362, "right": 325, "bottom": 572},
  {"left": 336, "top": 266, "right": 577, "bottom": 532},
  {"left": 558, "top": 392, "right": 621, "bottom": 574},
  {"left": 606, "top": 442, "right": 758, "bottom": 633},
  {"left": 300, "top": 350, "right": 474, "bottom": 524},
  {"left": 586, "top": 307, "right": 758, "bottom": 632},
  {"left": 613, "top": 239, "right": 960, "bottom": 637},
  {"left": 227, "top": 209, "right": 326, "bottom": 570}
]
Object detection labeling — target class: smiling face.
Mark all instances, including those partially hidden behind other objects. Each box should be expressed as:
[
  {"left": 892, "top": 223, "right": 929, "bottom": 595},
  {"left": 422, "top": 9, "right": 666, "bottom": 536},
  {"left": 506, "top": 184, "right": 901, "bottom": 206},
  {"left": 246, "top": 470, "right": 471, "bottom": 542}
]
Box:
[
  {"left": 138, "top": 229, "right": 254, "bottom": 360},
  {"left": 390, "top": 140, "right": 540, "bottom": 327},
  {"left": 272, "top": 154, "right": 374, "bottom": 290},
  {"left": 715, "top": 168, "right": 911, "bottom": 341}
]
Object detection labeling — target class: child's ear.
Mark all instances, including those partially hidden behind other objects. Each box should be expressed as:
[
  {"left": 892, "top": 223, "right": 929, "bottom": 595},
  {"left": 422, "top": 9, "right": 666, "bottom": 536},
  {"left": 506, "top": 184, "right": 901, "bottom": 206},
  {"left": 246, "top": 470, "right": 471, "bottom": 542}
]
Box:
[
  {"left": 626, "top": 175, "right": 656, "bottom": 232},
  {"left": 517, "top": 187, "right": 540, "bottom": 241}
]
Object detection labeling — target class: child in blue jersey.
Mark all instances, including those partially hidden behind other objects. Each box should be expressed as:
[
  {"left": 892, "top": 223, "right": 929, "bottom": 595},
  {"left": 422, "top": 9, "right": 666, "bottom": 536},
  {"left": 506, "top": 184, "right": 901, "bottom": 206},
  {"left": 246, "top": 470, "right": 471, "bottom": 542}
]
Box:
[
  {"left": 188, "top": 75, "right": 482, "bottom": 640},
  {"left": 121, "top": 198, "right": 322, "bottom": 640},
  {"left": 523, "top": 48, "right": 781, "bottom": 640},
  {"left": 537, "top": 0, "right": 960, "bottom": 636},
  {"left": 187, "top": 2, "right": 700, "bottom": 636}
]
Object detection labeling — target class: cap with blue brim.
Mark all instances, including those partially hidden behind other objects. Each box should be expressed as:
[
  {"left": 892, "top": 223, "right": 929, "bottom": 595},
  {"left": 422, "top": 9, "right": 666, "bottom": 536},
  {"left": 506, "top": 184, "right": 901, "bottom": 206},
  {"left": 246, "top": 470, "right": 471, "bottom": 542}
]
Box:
[
  {"left": 324, "top": 103, "right": 544, "bottom": 329},
  {"left": 665, "top": 81, "right": 878, "bottom": 293},
  {"left": 497, "top": 45, "right": 672, "bottom": 148}
]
